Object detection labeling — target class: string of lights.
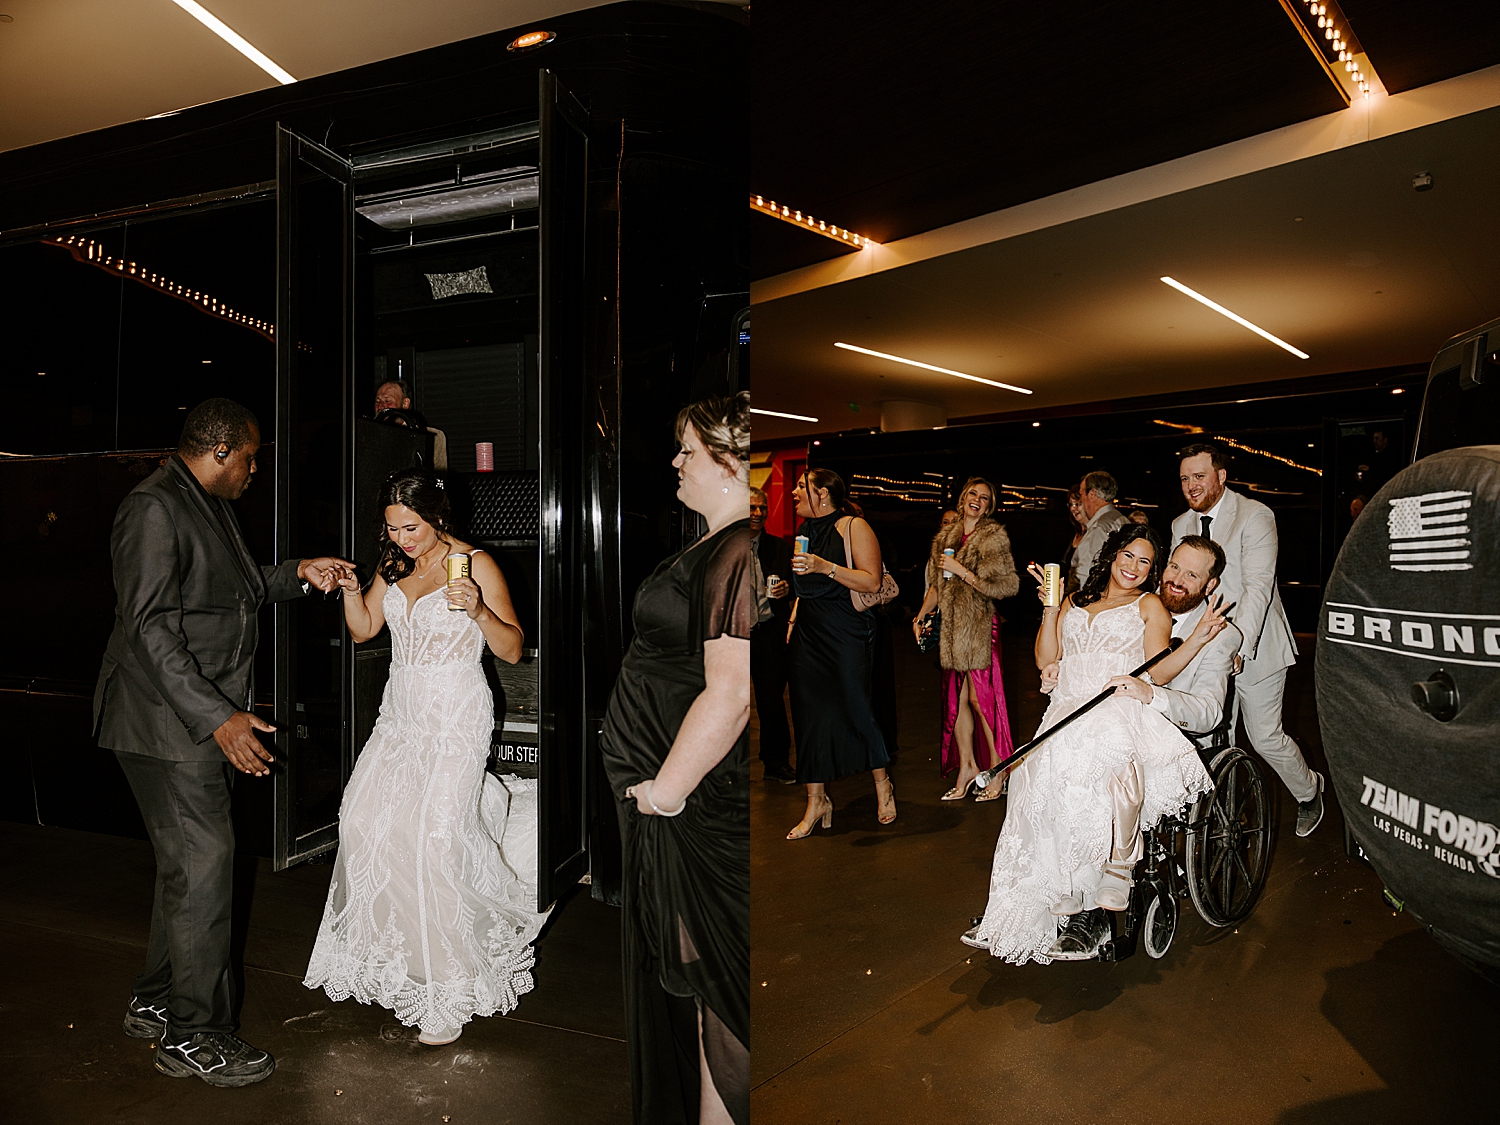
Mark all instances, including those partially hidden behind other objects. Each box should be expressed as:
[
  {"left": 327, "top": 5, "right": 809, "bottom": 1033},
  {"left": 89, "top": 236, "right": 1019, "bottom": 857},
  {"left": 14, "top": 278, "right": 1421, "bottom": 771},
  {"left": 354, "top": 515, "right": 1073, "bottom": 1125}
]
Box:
[
  {"left": 751, "top": 195, "right": 875, "bottom": 249},
  {"left": 45, "top": 235, "right": 275, "bottom": 342},
  {"left": 1152, "top": 420, "right": 1321, "bottom": 475}
]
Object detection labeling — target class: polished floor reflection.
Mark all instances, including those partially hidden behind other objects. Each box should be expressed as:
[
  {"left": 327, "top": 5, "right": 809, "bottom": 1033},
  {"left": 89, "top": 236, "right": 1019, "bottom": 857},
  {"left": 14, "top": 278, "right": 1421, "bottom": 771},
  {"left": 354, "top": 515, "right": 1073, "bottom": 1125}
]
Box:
[
  {"left": 0, "top": 822, "right": 628, "bottom": 1123},
  {"left": 750, "top": 627, "right": 1496, "bottom": 1123}
]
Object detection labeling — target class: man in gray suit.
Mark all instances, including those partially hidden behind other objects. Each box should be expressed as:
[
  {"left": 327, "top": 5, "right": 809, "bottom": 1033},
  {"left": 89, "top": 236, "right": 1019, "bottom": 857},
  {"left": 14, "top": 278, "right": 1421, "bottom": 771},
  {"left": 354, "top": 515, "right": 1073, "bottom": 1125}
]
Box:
[
  {"left": 1069, "top": 470, "right": 1128, "bottom": 591},
  {"left": 94, "top": 398, "right": 348, "bottom": 1086},
  {"left": 1170, "top": 444, "right": 1324, "bottom": 836}
]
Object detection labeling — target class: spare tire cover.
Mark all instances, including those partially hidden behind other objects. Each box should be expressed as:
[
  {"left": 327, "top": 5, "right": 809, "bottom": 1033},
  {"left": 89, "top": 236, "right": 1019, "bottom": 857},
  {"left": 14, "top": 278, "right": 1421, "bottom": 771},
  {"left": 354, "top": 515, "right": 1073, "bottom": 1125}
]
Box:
[{"left": 1317, "top": 445, "right": 1500, "bottom": 974}]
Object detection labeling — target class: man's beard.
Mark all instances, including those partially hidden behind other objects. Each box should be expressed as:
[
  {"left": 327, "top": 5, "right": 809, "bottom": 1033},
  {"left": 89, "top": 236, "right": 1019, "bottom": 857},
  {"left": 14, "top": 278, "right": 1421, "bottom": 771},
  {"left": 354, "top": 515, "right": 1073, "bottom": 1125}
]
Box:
[{"left": 1159, "top": 582, "right": 1206, "bottom": 615}]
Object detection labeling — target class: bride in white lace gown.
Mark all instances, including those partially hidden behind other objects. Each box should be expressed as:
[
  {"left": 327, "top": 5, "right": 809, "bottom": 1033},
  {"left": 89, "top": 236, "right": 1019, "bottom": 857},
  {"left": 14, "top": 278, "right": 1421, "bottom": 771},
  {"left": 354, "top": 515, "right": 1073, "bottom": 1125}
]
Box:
[
  {"left": 969, "top": 524, "right": 1217, "bottom": 964},
  {"left": 304, "top": 470, "right": 549, "bottom": 1044}
]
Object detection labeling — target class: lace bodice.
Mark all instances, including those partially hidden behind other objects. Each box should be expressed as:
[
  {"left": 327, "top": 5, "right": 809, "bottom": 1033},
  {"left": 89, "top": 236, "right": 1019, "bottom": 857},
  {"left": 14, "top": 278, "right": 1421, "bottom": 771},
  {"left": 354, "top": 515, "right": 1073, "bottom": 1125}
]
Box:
[
  {"left": 1054, "top": 597, "right": 1148, "bottom": 705},
  {"left": 383, "top": 576, "right": 488, "bottom": 670}
]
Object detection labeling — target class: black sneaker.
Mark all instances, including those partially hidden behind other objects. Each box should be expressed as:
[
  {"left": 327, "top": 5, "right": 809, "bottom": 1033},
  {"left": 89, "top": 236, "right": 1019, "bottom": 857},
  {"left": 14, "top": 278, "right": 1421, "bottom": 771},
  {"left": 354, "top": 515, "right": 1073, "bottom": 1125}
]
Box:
[
  {"left": 123, "top": 996, "right": 168, "bottom": 1040},
  {"left": 763, "top": 764, "right": 798, "bottom": 784},
  {"left": 1047, "top": 909, "right": 1109, "bottom": 961},
  {"left": 156, "top": 1032, "right": 275, "bottom": 1087},
  {"left": 1297, "top": 772, "right": 1326, "bottom": 838}
]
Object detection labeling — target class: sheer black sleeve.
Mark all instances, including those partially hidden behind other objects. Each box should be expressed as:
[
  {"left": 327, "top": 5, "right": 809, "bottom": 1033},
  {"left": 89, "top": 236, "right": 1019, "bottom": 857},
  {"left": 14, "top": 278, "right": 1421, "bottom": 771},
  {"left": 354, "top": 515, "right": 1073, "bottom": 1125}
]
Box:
[{"left": 691, "top": 524, "right": 755, "bottom": 649}]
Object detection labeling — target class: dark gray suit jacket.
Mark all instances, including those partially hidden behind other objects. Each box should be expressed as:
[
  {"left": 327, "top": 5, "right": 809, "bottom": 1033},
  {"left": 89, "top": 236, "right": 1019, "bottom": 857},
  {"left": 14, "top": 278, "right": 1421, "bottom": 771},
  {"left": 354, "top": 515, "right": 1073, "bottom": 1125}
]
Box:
[{"left": 93, "top": 455, "right": 307, "bottom": 762}]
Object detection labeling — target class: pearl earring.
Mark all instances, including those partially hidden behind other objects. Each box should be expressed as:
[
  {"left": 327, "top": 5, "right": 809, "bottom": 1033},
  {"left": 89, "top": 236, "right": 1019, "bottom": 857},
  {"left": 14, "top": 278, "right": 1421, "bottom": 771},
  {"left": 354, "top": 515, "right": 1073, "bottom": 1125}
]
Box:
[{"left": 722, "top": 485, "right": 729, "bottom": 493}]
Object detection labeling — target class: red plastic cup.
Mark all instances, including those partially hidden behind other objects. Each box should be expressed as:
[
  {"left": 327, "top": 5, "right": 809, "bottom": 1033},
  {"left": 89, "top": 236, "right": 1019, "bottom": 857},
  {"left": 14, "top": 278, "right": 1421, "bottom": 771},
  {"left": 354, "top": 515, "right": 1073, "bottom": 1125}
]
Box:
[{"left": 475, "top": 442, "right": 494, "bottom": 472}]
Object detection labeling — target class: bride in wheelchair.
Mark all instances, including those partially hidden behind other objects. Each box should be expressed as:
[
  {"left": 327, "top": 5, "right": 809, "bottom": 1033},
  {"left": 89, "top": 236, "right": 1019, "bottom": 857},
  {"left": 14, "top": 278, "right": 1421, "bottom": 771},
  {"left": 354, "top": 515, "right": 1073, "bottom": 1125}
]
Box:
[{"left": 963, "top": 525, "right": 1236, "bottom": 964}]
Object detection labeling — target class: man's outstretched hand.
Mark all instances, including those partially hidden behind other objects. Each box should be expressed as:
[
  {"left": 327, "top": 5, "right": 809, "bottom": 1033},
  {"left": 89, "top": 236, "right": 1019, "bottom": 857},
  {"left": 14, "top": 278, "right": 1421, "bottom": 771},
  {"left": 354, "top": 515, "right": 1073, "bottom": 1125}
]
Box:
[
  {"left": 214, "top": 711, "right": 277, "bottom": 776},
  {"left": 299, "top": 557, "right": 355, "bottom": 594}
]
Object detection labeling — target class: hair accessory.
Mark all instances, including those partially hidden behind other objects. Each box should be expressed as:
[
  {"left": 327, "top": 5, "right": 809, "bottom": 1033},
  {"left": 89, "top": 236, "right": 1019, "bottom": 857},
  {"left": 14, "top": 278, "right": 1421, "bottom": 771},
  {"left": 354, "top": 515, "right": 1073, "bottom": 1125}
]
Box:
[{"left": 434, "top": 478, "right": 445, "bottom": 489}]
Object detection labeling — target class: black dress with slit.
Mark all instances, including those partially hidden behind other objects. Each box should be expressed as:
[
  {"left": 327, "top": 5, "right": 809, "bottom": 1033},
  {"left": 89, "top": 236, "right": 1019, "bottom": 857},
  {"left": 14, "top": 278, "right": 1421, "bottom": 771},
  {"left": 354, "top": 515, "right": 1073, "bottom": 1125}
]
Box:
[
  {"left": 789, "top": 511, "right": 890, "bottom": 783},
  {"left": 600, "top": 518, "right": 753, "bottom": 1125}
]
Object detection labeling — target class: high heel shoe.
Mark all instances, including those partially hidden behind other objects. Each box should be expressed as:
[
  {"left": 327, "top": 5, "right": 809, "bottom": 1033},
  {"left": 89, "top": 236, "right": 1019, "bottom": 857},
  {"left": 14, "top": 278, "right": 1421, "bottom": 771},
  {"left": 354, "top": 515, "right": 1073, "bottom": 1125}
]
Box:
[
  {"left": 974, "top": 771, "right": 1008, "bottom": 803},
  {"left": 876, "top": 778, "right": 897, "bottom": 825},
  {"left": 787, "top": 797, "right": 833, "bottom": 840},
  {"left": 940, "top": 775, "right": 976, "bottom": 801}
]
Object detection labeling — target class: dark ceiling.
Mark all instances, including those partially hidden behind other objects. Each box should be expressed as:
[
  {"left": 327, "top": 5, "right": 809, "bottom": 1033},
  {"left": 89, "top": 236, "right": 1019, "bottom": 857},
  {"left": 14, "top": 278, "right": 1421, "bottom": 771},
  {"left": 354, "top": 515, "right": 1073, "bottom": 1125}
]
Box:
[
  {"left": 752, "top": 0, "right": 1500, "bottom": 280},
  {"left": 1342, "top": 0, "right": 1500, "bottom": 95}
]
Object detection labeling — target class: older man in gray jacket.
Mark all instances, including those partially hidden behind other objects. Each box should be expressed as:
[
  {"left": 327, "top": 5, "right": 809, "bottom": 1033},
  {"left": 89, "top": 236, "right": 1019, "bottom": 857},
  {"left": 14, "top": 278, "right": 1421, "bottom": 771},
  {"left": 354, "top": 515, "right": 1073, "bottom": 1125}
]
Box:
[
  {"left": 1170, "top": 444, "right": 1323, "bottom": 837},
  {"left": 94, "top": 398, "right": 348, "bottom": 1087}
]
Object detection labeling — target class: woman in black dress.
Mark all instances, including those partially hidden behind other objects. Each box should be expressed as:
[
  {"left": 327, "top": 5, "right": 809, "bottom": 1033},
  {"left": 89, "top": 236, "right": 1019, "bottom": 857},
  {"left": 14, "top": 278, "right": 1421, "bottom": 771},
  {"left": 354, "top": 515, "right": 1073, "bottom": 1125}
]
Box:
[
  {"left": 785, "top": 468, "right": 894, "bottom": 838},
  {"left": 600, "top": 392, "right": 752, "bottom": 1125}
]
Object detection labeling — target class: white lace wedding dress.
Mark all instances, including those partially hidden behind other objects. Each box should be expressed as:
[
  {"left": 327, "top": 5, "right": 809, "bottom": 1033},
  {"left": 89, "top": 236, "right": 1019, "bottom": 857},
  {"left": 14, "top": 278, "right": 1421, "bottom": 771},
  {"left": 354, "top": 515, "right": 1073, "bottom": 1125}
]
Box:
[
  {"left": 304, "top": 576, "right": 550, "bottom": 1033},
  {"left": 971, "top": 596, "right": 1212, "bottom": 964}
]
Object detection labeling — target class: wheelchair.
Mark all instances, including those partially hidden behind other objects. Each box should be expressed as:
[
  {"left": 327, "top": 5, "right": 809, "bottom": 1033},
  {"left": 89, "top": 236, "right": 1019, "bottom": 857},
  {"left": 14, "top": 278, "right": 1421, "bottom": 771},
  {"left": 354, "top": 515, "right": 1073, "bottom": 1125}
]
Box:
[{"left": 1089, "top": 676, "right": 1274, "bottom": 961}]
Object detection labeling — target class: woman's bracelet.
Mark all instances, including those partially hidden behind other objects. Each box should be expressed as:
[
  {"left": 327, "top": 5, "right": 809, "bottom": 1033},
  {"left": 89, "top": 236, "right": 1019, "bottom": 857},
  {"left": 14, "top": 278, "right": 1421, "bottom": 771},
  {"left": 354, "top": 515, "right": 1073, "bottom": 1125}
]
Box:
[{"left": 644, "top": 780, "right": 685, "bottom": 817}]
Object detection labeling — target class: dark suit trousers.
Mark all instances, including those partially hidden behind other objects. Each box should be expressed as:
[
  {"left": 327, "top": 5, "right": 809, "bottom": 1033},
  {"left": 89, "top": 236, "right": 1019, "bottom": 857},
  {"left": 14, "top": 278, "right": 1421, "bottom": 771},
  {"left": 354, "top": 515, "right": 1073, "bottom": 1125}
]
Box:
[
  {"left": 750, "top": 621, "right": 792, "bottom": 771},
  {"left": 114, "top": 751, "right": 236, "bottom": 1036}
]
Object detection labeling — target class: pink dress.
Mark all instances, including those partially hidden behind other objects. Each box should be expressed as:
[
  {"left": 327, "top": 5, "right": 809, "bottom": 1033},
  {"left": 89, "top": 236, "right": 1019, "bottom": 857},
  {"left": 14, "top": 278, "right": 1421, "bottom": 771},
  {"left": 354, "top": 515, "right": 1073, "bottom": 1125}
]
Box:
[{"left": 940, "top": 532, "right": 1013, "bottom": 773}]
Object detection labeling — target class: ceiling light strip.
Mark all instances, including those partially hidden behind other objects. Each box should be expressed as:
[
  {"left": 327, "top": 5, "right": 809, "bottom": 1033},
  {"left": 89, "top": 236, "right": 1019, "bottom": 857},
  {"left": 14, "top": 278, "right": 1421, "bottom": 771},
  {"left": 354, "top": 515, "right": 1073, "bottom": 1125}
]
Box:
[
  {"left": 750, "top": 407, "right": 821, "bottom": 423},
  {"left": 1276, "top": 0, "right": 1382, "bottom": 102},
  {"left": 833, "top": 342, "right": 1032, "bottom": 395},
  {"left": 1159, "top": 277, "right": 1310, "bottom": 359},
  {"left": 751, "top": 196, "right": 875, "bottom": 248},
  {"left": 170, "top": 0, "right": 296, "bottom": 85},
  {"left": 45, "top": 235, "right": 275, "bottom": 341}
]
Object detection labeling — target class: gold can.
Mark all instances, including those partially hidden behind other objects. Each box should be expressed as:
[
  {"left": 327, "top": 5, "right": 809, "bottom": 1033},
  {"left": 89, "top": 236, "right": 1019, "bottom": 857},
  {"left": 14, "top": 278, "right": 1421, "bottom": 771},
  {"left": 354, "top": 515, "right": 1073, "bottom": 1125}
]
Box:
[
  {"left": 1042, "top": 562, "right": 1063, "bottom": 607},
  {"left": 446, "top": 553, "right": 470, "bottom": 611}
]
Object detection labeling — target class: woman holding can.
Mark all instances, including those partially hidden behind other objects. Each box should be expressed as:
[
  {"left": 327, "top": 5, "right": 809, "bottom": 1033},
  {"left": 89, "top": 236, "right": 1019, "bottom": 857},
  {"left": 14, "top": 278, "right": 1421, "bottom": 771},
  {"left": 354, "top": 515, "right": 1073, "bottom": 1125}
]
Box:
[
  {"left": 785, "top": 468, "right": 895, "bottom": 836},
  {"left": 913, "top": 476, "right": 1020, "bottom": 801},
  {"left": 600, "top": 393, "right": 752, "bottom": 1125},
  {"left": 305, "top": 468, "right": 546, "bottom": 1048}
]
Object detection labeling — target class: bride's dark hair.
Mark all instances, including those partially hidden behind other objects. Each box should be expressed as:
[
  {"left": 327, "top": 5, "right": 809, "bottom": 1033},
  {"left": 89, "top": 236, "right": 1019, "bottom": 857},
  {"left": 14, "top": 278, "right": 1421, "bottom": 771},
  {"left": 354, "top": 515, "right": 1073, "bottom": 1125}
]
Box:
[
  {"left": 376, "top": 468, "right": 453, "bottom": 585},
  {"left": 1073, "top": 523, "right": 1165, "bottom": 608}
]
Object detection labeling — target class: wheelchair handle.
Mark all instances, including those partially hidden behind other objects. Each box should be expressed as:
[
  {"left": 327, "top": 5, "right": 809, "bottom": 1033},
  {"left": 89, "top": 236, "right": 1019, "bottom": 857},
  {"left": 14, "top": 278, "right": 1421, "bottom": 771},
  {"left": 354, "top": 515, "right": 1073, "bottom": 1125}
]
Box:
[{"left": 973, "top": 638, "right": 1184, "bottom": 790}]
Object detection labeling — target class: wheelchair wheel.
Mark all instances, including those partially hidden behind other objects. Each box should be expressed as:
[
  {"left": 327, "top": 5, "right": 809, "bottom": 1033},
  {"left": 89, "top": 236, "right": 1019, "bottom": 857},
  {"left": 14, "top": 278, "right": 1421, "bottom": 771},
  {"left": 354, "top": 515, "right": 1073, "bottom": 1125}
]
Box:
[
  {"left": 1141, "top": 881, "right": 1177, "bottom": 959},
  {"left": 1185, "top": 746, "right": 1271, "bottom": 928}
]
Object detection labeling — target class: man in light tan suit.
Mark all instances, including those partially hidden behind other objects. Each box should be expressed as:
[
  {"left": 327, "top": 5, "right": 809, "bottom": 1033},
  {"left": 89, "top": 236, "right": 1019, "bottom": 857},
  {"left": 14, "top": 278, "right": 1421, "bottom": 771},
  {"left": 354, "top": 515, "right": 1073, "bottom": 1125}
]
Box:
[{"left": 1170, "top": 444, "right": 1324, "bottom": 836}]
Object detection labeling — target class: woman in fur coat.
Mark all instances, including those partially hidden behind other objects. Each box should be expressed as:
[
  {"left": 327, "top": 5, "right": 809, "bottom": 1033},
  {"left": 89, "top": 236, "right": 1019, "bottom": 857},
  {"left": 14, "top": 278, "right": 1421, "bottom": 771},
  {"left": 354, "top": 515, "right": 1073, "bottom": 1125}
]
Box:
[{"left": 913, "top": 477, "right": 1020, "bottom": 801}]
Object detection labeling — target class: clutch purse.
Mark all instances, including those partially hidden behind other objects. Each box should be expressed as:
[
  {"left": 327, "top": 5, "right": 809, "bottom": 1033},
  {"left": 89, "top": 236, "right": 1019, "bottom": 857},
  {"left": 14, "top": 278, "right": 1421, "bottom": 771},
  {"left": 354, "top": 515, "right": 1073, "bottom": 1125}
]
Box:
[{"left": 916, "top": 610, "right": 941, "bottom": 653}]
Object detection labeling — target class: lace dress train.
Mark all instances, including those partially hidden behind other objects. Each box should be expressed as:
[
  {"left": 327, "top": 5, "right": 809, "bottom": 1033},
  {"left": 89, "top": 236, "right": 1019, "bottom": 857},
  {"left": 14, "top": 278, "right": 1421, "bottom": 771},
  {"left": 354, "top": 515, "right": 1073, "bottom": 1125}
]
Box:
[
  {"left": 304, "top": 581, "right": 550, "bottom": 1033},
  {"left": 972, "top": 597, "right": 1212, "bottom": 965}
]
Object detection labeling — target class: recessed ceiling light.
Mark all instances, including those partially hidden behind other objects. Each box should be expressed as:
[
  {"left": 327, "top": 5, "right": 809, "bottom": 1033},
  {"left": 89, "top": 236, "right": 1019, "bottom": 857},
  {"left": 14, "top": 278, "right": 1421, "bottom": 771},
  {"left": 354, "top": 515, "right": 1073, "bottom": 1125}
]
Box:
[
  {"left": 1032, "top": 422, "right": 1041, "bottom": 427},
  {"left": 201, "top": 359, "right": 212, "bottom": 364},
  {"left": 833, "top": 342, "right": 1031, "bottom": 395},
  {"left": 507, "top": 30, "right": 556, "bottom": 51},
  {"left": 1160, "top": 277, "right": 1310, "bottom": 359},
  {"left": 750, "top": 407, "right": 820, "bottom": 423},
  {"left": 169, "top": 1, "right": 295, "bottom": 85},
  {"left": 1391, "top": 387, "right": 1404, "bottom": 394}
]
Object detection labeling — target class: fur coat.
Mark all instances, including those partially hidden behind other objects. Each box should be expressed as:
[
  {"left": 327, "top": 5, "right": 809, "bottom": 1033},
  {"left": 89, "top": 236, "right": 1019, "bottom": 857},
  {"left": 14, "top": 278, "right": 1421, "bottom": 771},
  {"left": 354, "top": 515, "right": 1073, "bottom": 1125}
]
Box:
[{"left": 926, "top": 517, "right": 1019, "bottom": 672}]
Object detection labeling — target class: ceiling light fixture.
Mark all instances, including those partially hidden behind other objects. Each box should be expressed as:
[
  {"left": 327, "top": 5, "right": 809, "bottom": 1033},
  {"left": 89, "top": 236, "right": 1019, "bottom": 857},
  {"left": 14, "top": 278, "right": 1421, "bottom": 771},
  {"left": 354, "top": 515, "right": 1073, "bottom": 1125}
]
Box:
[
  {"left": 507, "top": 30, "right": 556, "bottom": 51},
  {"left": 46, "top": 235, "right": 275, "bottom": 340},
  {"left": 170, "top": 0, "right": 295, "bottom": 85},
  {"left": 1159, "top": 277, "right": 1310, "bottom": 359},
  {"left": 751, "top": 196, "right": 875, "bottom": 249},
  {"left": 833, "top": 342, "right": 1032, "bottom": 395},
  {"left": 750, "top": 407, "right": 821, "bottom": 423},
  {"left": 1278, "top": 0, "right": 1382, "bottom": 102}
]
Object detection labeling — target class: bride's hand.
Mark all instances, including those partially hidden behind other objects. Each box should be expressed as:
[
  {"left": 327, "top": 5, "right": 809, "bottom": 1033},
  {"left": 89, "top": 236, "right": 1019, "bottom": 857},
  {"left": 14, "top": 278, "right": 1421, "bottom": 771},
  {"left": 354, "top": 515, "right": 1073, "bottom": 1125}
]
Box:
[
  {"left": 446, "top": 575, "right": 486, "bottom": 618},
  {"left": 333, "top": 565, "right": 361, "bottom": 597}
]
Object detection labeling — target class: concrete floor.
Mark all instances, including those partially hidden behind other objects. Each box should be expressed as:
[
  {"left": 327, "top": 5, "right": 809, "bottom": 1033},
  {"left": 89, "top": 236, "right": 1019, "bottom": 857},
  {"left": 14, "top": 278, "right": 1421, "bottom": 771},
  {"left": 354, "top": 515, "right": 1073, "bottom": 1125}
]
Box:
[
  {"left": 0, "top": 820, "right": 628, "bottom": 1124},
  {"left": 750, "top": 623, "right": 1497, "bottom": 1123}
]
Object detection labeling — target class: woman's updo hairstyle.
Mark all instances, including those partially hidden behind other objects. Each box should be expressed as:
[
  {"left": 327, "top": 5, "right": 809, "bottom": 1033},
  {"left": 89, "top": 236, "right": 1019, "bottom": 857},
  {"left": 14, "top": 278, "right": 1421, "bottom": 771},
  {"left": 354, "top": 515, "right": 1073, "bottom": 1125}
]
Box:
[
  {"left": 376, "top": 468, "right": 453, "bottom": 585},
  {"left": 803, "top": 467, "right": 849, "bottom": 516},
  {"left": 675, "top": 390, "right": 750, "bottom": 476},
  {"left": 1073, "top": 523, "right": 1165, "bottom": 608}
]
